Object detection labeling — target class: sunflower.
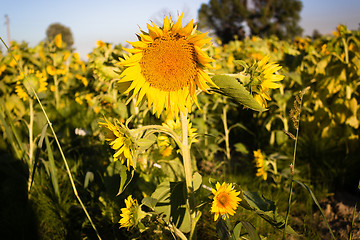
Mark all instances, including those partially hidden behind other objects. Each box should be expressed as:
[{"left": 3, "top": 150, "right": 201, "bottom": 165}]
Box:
[
  {"left": 119, "top": 195, "right": 138, "bottom": 230},
  {"left": 15, "top": 82, "right": 29, "bottom": 101},
  {"left": 211, "top": 182, "right": 241, "bottom": 221},
  {"left": 254, "top": 149, "right": 268, "bottom": 181},
  {"left": 118, "top": 13, "right": 217, "bottom": 117},
  {"left": 248, "top": 55, "right": 284, "bottom": 107},
  {"left": 15, "top": 69, "right": 48, "bottom": 101},
  {"left": 99, "top": 117, "right": 136, "bottom": 170}
]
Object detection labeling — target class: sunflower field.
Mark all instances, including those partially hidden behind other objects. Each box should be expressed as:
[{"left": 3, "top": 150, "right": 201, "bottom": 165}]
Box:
[{"left": 0, "top": 14, "right": 359, "bottom": 240}]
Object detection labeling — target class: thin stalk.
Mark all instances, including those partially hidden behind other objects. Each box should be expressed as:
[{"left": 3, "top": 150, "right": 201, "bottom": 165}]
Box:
[
  {"left": 28, "top": 97, "right": 34, "bottom": 192},
  {"left": 52, "top": 54, "right": 60, "bottom": 109},
  {"left": 203, "top": 103, "right": 209, "bottom": 159},
  {"left": 342, "top": 38, "right": 349, "bottom": 64},
  {"left": 1, "top": 37, "right": 102, "bottom": 240},
  {"left": 283, "top": 123, "right": 299, "bottom": 238},
  {"left": 222, "top": 104, "right": 231, "bottom": 161},
  {"left": 283, "top": 91, "right": 305, "bottom": 239}
]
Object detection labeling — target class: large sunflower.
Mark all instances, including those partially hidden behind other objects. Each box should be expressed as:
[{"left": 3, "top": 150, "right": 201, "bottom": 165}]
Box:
[{"left": 118, "top": 13, "right": 217, "bottom": 117}]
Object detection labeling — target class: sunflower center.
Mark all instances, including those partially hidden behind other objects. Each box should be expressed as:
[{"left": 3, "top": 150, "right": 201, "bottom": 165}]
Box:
[
  {"left": 140, "top": 35, "right": 198, "bottom": 92},
  {"left": 217, "top": 193, "right": 229, "bottom": 207}
]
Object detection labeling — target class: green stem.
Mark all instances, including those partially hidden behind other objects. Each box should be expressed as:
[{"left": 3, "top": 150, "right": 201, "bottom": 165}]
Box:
[
  {"left": 203, "top": 103, "right": 209, "bottom": 159},
  {"left": 180, "top": 109, "right": 197, "bottom": 240},
  {"left": 28, "top": 97, "right": 34, "bottom": 192},
  {"left": 180, "top": 109, "right": 193, "bottom": 192},
  {"left": 283, "top": 97, "right": 303, "bottom": 239},
  {"left": 222, "top": 104, "right": 231, "bottom": 161},
  {"left": 342, "top": 37, "right": 349, "bottom": 64},
  {"left": 52, "top": 54, "right": 60, "bottom": 109}
]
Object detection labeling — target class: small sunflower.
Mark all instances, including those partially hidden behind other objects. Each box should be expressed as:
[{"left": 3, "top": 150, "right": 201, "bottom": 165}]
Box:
[
  {"left": 15, "top": 69, "right": 48, "bottom": 101},
  {"left": 15, "top": 82, "right": 29, "bottom": 101},
  {"left": 254, "top": 149, "right": 268, "bottom": 181},
  {"left": 248, "top": 55, "right": 284, "bottom": 107},
  {"left": 54, "top": 33, "right": 63, "bottom": 48},
  {"left": 118, "top": 13, "right": 217, "bottom": 117},
  {"left": 119, "top": 195, "right": 139, "bottom": 230},
  {"left": 211, "top": 182, "right": 241, "bottom": 221},
  {"left": 99, "top": 117, "right": 136, "bottom": 170}
]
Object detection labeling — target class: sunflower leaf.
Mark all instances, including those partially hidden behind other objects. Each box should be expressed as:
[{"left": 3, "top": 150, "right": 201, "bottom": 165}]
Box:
[
  {"left": 240, "top": 221, "right": 261, "bottom": 240},
  {"left": 240, "top": 191, "right": 298, "bottom": 235},
  {"left": 211, "top": 75, "right": 267, "bottom": 112}
]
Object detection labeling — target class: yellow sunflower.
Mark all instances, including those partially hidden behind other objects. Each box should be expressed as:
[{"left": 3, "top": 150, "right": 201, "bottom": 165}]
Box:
[
  {"left": 211, "top": 182, "right": 241, "bottom": 221},
  {"left": 248, "top": 55, "right": 284, "bottom": 107},
  {"left": 15, "top": 69, "right": 48, "bottom": 101},
  {"left": 118, "top": 13, "right": 217, "bottom": 117},
  {"left": 15, "top": 82, "right": 29, "bottom": 101},
  {"left": 254, "top": 149, "right": 268, "bottom": 181},
  {"left": 99, "top": 117, "right": 136, "bottom": 170},
  {"left": 119, "top": 195, "right": 138, "bottom": 230}
]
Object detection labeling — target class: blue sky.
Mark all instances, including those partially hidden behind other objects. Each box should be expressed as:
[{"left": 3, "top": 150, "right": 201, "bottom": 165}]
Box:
[{"left": 1, "top": 0, "right": 359, "bottom": 59}]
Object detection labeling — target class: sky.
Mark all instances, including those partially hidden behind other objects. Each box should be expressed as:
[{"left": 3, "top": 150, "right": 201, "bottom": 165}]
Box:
[{"left": 1, "top": 0, "right": 359, "bottom": 59}]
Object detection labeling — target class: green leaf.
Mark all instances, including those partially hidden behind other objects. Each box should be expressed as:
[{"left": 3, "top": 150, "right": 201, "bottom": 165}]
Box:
[
  {"left": 211, "top": 75, "right": 267, "bottom": 112},
  {"left": 240, "top": 191, "right": 298, "bottom": 235},
  {"left": 45, "top": 135, "right": 60, "bottom": 199},
  {"left": 137, "top": 134, "right": 156, "bottom": 151},
  {"left": 116, "top": 166, "right": 134, "bottom": 196},
  {"left": 151, "top": 181, "right": 190, "bottom": 233},
  {"left": 234, "top": 142, "right": 249, "bottom": 154},
  {"left": 232, "top": 222, "right": 242, "bottom": 240},
  {"left": 30, "top": 123, "right": 48, "bottom": 191},
  {"left": 141, "top": 197, "right": 158, "bottom": 210},
  {"left": 193, "top": 172, "right": 202, "bottom": 192},
  {"left": 240, "top": 221, "right": 261, "bottom": 240},
  {"left": 216, "top": 218, "right": 231, "bottom": 240}
]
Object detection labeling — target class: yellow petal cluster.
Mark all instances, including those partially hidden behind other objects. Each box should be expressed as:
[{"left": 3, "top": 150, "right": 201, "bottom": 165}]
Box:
[
  {"left": 119, "top": 195, "right": 138, "bottom": 230},
  {"left": 254, "top": 149, "right": 268, "bottom": 181},
  {"left": 250, "top": 55, "right": 284, "bottom": 107},
  {"left": 99, "top": 117, "right": 135, "bottom": 170}
]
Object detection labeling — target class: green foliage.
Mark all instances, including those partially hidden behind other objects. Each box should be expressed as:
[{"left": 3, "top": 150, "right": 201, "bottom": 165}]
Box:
[
  {"left": 46, "top": 23, "right": 74, "bottom": 49},
  {"left": 198, "top": 0, "right": 303, "bottom": 43}
]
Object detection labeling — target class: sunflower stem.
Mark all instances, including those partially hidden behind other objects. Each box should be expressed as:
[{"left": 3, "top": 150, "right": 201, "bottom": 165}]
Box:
[
  {"left": 180, "top": 109, "right": 197, "bottom": 239},
  {"left": 52, "top": 54, "right": 60, "bottom": 109},
  {"left": 222, "top": 103, "right": 231, "bottom": 162},
  {"left": 180, "top": 109, "right": 193, "bottom": 192},
  {"left": 28, "top": 97, "right": 34, "bottom": 192}
]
